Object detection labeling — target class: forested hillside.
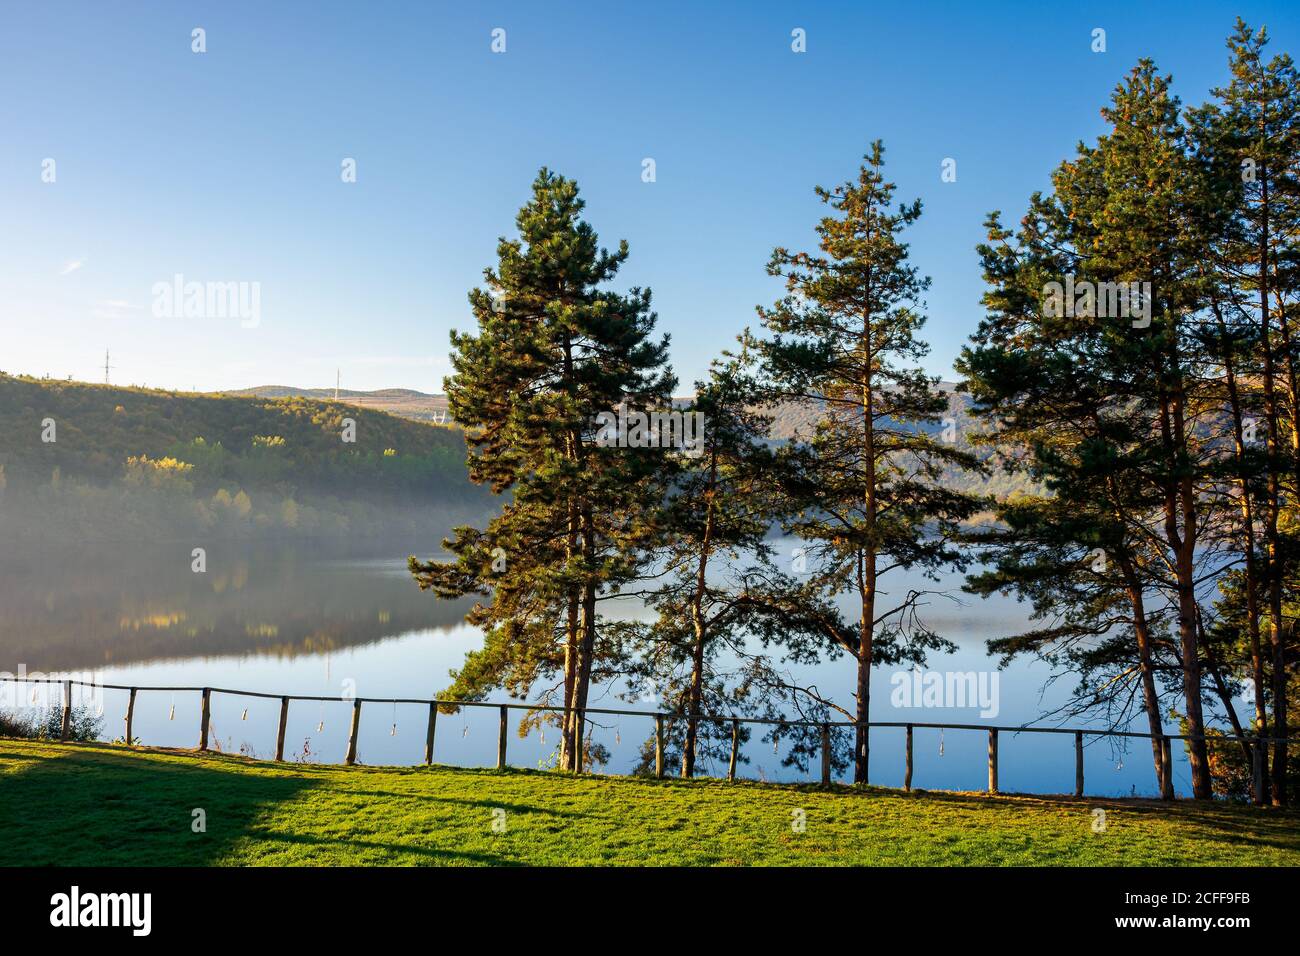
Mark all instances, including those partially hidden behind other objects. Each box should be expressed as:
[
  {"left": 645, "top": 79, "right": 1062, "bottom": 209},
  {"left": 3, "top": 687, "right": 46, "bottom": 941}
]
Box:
[
  {"left": 761, "top": 385, "right": 1040, "bottom": 503},
  {"left": 0, "top": 375, "right": 491, "bottom": 544},
  {"left": 234, "top": 382, "right": 1038, "bottom": 503}
]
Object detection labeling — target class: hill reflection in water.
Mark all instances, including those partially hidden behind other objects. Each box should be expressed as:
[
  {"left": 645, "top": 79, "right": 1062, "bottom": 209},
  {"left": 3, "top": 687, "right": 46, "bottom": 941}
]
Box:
[{"left": 0, "top": 541, "right": 472, "bottom": 674}]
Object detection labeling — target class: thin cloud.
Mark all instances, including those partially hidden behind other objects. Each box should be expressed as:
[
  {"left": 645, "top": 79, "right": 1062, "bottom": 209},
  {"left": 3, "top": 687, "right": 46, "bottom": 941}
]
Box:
[{"left": 60, "top": 259, "right": 85, "bottom": 276}]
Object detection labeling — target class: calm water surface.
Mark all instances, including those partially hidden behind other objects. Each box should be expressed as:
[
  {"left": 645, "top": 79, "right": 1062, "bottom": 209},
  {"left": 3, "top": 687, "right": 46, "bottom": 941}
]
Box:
[{"left": 0, "top": 540, "right": 1193, "bottom": 796}]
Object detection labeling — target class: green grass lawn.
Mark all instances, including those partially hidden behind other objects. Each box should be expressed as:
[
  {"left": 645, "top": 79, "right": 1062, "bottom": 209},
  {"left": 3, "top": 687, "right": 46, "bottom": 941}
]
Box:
[{"left": 2, "top": 738, "right": 1297, "bottom": 866}]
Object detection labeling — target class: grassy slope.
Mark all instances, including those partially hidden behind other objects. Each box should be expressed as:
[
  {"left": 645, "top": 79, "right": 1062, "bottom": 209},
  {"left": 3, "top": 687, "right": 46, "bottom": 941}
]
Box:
[{"left": 3, "top": 740, "right": 1296, "bottom": 866}]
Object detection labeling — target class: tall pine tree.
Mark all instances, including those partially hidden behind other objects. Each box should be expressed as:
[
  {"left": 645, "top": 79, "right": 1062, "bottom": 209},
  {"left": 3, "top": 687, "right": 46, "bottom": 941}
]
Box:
[
  {"left": 1190, "top": 19, "right": 1300, "bottom": 804},
  {"left": 758, "top": 142, "right": 981, "bottom": 784},
  {"left": 411, "top": 169, "right": 674, "bottom": 772}
]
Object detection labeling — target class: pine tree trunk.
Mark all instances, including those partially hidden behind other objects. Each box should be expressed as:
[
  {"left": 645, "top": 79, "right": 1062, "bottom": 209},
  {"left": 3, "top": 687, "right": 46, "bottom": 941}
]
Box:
[
  {"left": 682, "top": 630, "right": 706, "bottom": 778},
  {"left": 682, "top": 455, "right": 717, "bottom": 778},
  {"left": 1173, "top": 486, "right": 1212, "bottom": 797},
  {"left": 1268, "top": 287, "right": 1294, "bottom": 806},
  {"left": 1174, "top": 570, "right": 1212, "bottom": 798},
  {"left": 1158, "top": 379, "right": 1211, "bottom": 799},
  {"left": 560, "top": 589, "right": 579, "bottom": 771},
  {"left": 1217, "top": 321, "right": 1271, "bottom": 800},
  {"left": 1121, "top": 565, "right": 1170, "bottom": 793},
  {"left": 568, "top": 508, "right": 599, "bottom": 773},
  {"left": 855, "top": 586, "right": 873, "bottom": 785},
  {"left": 1256, "top": 175, "right": 1288, "bottom": 806},
  {"left": 856, "top": 322, "right": 877, "bottom": 787},
  {"left": 558, "top": 336, "right": 581, "bottom": 773}
]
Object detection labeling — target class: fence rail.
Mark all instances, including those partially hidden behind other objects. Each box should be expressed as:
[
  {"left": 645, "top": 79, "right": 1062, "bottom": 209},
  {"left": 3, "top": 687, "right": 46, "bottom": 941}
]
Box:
[{"left": 4, "top": 676, "right": 1294, "bottom": 803}]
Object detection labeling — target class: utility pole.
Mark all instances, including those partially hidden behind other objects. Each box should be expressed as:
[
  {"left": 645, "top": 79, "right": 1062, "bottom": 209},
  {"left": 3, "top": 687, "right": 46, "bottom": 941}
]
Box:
[
  {"left": 104, "top": 349, "right": 114, "bottom": 384},
  {"left": 335, "top": 368, "right": 340, "bottom": 402}
]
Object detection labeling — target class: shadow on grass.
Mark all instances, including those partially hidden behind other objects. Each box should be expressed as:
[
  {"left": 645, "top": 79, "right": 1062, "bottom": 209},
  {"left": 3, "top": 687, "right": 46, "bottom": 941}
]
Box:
[
  {"left": 339, "top": 788, "right": 587, "bottom": 819},
  {"left": 0, "top": 744, "right": 535, "bottom": 866},
  {"left": 668, "top": 772, "right": 1300, "bottom": 854},
  {"left": 248, "top": 830, "right": 517, "bottom": 865},
  {"left": 7, "top": 741, "right": 1297, "bottom": 866},
  {"left": 895, "top": 786, "right": 1300, "bottom": 852},
  {"left": 0, "top": 743, "right": 319, "bottom": 866}
]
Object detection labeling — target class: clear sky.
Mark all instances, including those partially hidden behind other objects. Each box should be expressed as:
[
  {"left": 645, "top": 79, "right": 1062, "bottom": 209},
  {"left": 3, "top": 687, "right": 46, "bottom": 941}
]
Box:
[{"left": 3, "top": 1, "right": 1298, "bottom": 393}]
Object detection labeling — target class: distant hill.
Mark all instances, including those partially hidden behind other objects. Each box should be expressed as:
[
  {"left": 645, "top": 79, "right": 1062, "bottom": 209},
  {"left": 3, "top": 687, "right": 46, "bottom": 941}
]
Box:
[
  {"left": 0, "top": 373, "right": 1032, "bottom": 548},
  {"left": 0, "top": 375, "right": 490, "bottom": 545},
  {"left": 226, "top": 382, "right": 1035, "bottom": 504},
  {"left": 761, "top": 384, "right": 1034, "bottom": 503},
  {"left": 231, "top": 383, "right": 986, "bottom": 437},
  {"left": 227, "top": 386, "right": 452, "bottom": 424},
  {"left": 762, "top": 382, "right": 970, "bottom": 442}
]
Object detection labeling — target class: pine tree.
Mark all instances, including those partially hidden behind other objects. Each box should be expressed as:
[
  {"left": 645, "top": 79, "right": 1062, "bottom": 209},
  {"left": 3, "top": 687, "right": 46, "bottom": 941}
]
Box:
[
  {"left": 1190, "top": 18, "right": 1300, "bottom": 804},
  {"left": 961, "top": 62, "right": 1252, "bottom": 799},
  {"left": 411, "top": 169, "right": 674, "bottom": 771},
  {"left": 959, "top": 201, "right": 1183, "bottom": 793},
  {"left": 626, "top": 340, "right": 825, "bottom": 777},
  {"left": 758, "top": 142, "right": 982, "bottom": 784}
]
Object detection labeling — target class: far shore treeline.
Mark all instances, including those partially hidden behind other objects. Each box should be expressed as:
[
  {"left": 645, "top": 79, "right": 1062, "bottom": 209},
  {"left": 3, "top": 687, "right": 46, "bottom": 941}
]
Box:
[
  {"left": 415, "top": 19, "right": 1300, "bottom": 804},
  {"left": 0, "top": 375, "right": 492, "bottom": 544}
]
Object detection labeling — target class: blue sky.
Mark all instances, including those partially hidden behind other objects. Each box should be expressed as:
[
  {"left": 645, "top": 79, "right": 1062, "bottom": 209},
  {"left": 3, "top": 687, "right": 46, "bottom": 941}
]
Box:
[{"left": 2, "top": 0, "right": 1297, "bottom": 393}]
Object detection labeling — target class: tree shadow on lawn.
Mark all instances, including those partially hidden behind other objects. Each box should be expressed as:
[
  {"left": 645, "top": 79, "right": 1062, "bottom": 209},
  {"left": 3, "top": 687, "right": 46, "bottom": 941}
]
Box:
[
  {"left": 245, "top": 829, "right": 516, "bottom": 866},
  {"left": 898, "top": 787, "right": 1300, "bottom": 854},
  {"left": 339, "top": 788, "right": 586, "bottom": 819},
  {"left": 0, "top": 744, "right": 534, "bottom": 866},
  {"left": 0, "top": 743, "right": 323, "bottom": 866}
]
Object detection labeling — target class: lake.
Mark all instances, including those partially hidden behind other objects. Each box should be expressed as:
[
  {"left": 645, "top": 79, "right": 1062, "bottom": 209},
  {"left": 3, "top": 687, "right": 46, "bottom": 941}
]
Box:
[{"left": 0, "top": 539, "right": 1193, "bottom": 796}]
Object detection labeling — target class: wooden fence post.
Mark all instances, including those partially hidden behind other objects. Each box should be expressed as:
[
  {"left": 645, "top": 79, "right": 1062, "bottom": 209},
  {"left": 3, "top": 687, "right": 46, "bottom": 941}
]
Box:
[
  {"left": 424, "top": 703, "right": 437, "bottom": 766},
  {"left": 59, "top": 680, "right": 72, "bottom": 741},
  {"left": 987, "top": 728, "right": 998, "bottom": 794},
  {"left": 124, "top": 688, "right": 137, "bottom": 746},
  {"left": 275, "top": 696, "right": 289, "bottom": 761},
  {"left": 1075, "top": 731, "right": 1084, "bottom": 798},
  {"left": 655, "top": 715, "right": 664, "bottom": 779},
  {"left": 904, "top": 724, "right": 913, "bottom": 792},
  {"left": 497, "top": 705, "right": 508, "bottom": 769},
  {"left": 1160, "top": 736, "right": 1174, "bottom": 800},
  {"left": 345, "top": 698, "right": 361, "bottom": 766},
  {"left": 198, "top": 687, "right": 211, "bottom": 751},
  {"left": 728, "top": 719, "right": 739, "bottom": 782}
]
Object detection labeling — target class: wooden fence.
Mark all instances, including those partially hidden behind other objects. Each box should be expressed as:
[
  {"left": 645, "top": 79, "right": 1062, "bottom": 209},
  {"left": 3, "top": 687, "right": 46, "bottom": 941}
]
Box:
[{"left": 5, "top": 676, "right": 1294, "bottom": 803}]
